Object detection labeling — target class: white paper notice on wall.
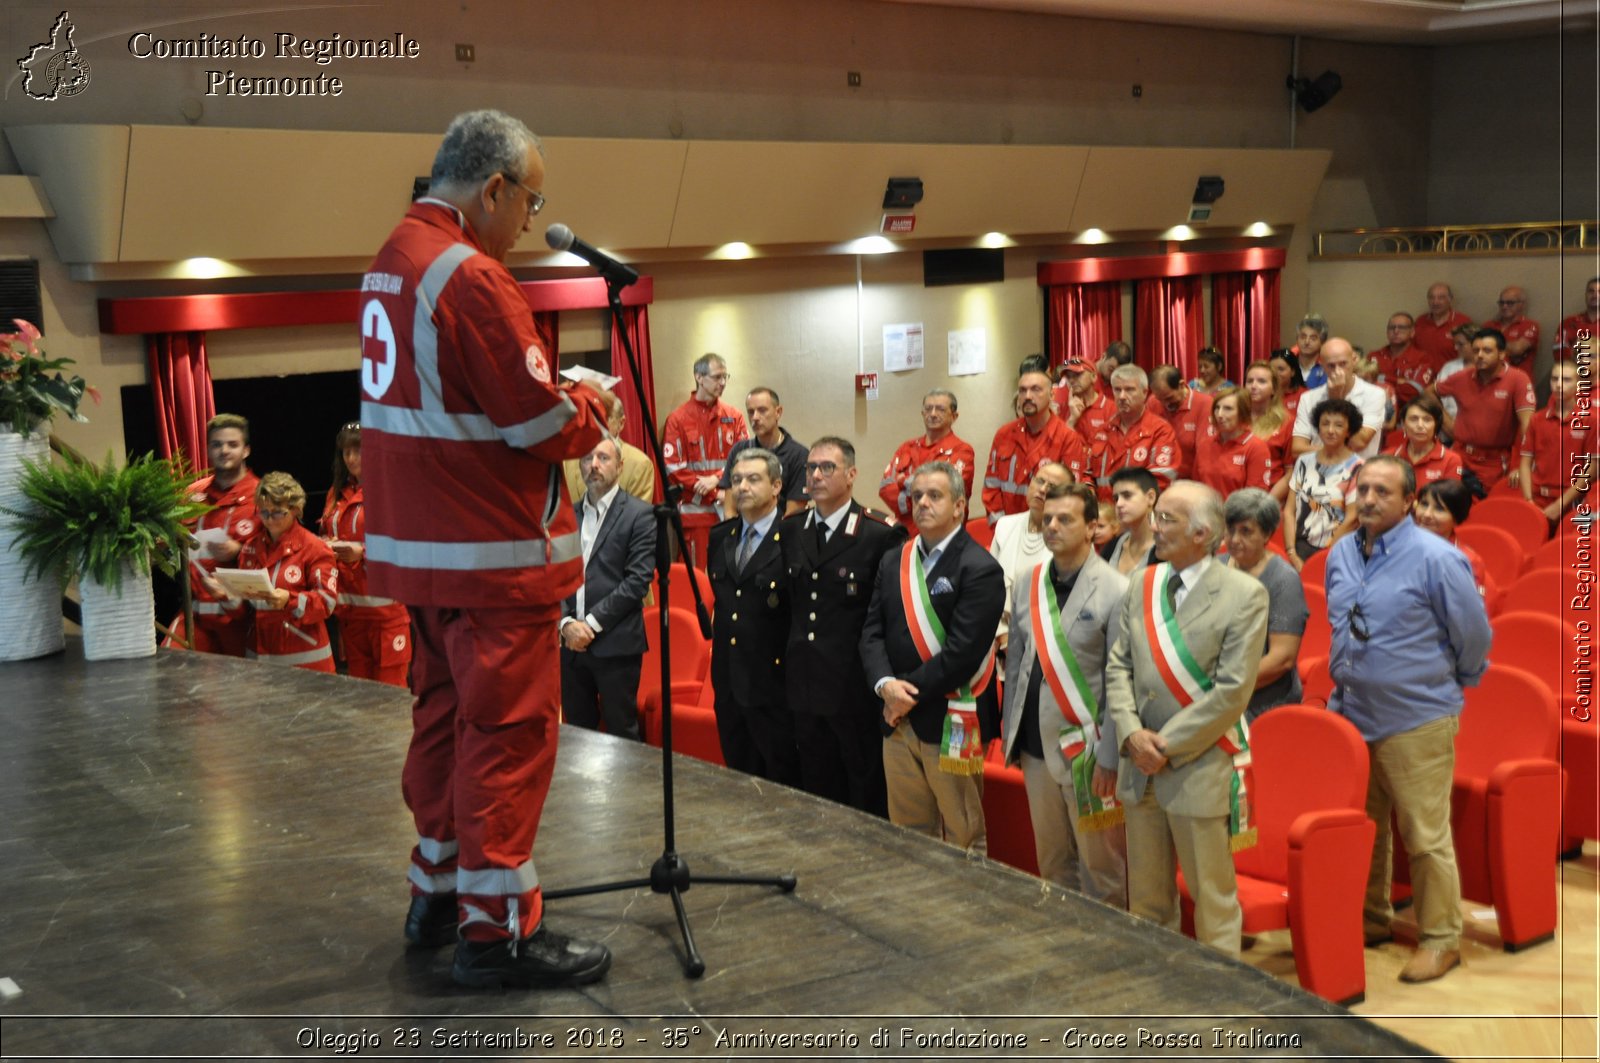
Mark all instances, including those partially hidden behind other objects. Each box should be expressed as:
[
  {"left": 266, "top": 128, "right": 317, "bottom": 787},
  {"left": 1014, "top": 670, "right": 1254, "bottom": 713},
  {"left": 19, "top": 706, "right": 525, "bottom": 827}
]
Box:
[
  {"left": 948, "top": 328, "right": 987, "bottom": 377},
  {"left": 883, "top": 323, "right": 925, "bottom": 372}
]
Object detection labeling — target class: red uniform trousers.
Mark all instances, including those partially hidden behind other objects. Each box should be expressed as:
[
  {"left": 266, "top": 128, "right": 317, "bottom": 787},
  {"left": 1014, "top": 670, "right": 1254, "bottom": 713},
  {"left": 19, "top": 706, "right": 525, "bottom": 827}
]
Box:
[
  {"left": 342, "top": 612, "right": 412, "bottom": 687},
  {"left": 1456, "top": 443, "right": 1512, "bottom": 489},
  {"left": 186, "top": 613, "right": 250, "bottom": 656},
  {"left": 404, "top": 603, "right": 562, "bottom": 943}
]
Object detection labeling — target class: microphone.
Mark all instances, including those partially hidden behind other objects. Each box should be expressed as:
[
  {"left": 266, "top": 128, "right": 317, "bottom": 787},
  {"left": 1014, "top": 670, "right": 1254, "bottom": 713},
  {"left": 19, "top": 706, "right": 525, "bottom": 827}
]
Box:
[{"left": 544, "top": 223, "right": 639, "bottom": 287}]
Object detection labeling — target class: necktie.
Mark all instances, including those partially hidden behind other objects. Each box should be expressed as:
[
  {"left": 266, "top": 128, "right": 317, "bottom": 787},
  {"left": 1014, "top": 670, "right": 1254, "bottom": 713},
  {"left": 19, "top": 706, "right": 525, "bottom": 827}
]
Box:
[
  {"left": 814, "top": 517, "right": 828, "bottom": 550},
  {"left": 1165, "top": 569, "right": 1182, "bottom": 613},
  {"left": 737, "top": 525, "right": 759, "bottom": 573}
]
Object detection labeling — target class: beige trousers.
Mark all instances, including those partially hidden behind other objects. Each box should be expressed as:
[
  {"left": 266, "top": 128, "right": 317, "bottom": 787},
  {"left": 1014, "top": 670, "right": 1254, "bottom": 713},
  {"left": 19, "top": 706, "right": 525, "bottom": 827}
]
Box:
[
  {"left": 1021, "top": 753, "right": 1128, "bottom": 907},
  {"left": 883, "top": 720, "right": 987, "bottom": 855},
  {"left": 1124, "top": 787, "right": 1242, "bottom": 956}
]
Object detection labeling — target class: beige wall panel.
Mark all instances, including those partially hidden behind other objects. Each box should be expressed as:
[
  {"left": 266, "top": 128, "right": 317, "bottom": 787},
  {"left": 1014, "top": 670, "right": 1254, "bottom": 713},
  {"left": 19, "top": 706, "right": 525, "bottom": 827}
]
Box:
[
  {"left": 538, "top": 138, "right": 688, "bottom": 251},
  {"left": 4, "top": 125, "right": 129, "bottom": 263},
  {"left": 1069, "top": 147, "right": 1331, "bottom": 231}
]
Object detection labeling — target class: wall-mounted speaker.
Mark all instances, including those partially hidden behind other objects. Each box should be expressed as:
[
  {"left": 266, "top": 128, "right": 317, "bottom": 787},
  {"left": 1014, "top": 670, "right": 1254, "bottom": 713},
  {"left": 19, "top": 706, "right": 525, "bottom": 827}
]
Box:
[
  {"left": 923, "top": 248, "right": 1004, "bottom": 288},
  {"left": 0, "top": 260, "right": 43, "bottom": 333}
]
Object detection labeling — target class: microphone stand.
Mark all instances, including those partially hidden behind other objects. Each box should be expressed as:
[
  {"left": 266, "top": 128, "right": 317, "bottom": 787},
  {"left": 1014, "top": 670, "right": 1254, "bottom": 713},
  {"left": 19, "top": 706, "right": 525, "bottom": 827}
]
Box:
[{"left": 544, "top": 268, "right": 796, "bottom": 979}]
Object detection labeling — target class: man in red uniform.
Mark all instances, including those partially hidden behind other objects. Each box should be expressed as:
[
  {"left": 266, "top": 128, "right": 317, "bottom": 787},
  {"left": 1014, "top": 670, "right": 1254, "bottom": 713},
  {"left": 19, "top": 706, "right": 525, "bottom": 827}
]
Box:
[
  {"left": 1520, "top": 361, "right": 1593, "bottom": 524},
  {"left": 661, "top": 352, "right": 746, "bottom": 567},
  {"left": 1414, "top": 283, "right": 1474, "bottom": 367},
  {"left": 982, "top": 364, "right": 1087, "bottom": 522},
  {"left": 1374, "top": 313, "right": 1437, "bottom": 408},
  {"left": 1434, "top": 328, "right": 1537, "bottom": 490},
  {"left": 1147, "top": 365, "right": 1214, "bottom": 480},
  {"left": 1056, "top": 353, "right": 1118, "bottom": 444},
  {"left": 1090, "top": 364, "right": 1179, "bottom": 508},
  {"left": 360, "top": 110, "right": 611, "bottom": 989},
  {"left": 1482, "top": 287, "right": 1539, "bottom": 370},
  {"left": 1554, "top": 276, "right": 1599, "bottom": 363},
  {"left": 879, "top": 388, "right": 975, "bottom": 535},
  {"left": 181, "top": 413, "right": 260, "bottom": 656}
]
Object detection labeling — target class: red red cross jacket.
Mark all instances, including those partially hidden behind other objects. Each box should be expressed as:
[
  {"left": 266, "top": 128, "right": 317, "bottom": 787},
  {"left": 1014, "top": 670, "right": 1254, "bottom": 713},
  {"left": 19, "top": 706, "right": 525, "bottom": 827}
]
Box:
[
  {"left": 184, "top": 470, "right": 260, "bottom": 628},
  {"left": 319, "top": 481, "right": 408, "bottom": 625},
  {"left": 232, "top": 522, "right": 339, "bottom": 671},
  {"left": 358, "top": 201, "right": 606, "bottom": 609}
]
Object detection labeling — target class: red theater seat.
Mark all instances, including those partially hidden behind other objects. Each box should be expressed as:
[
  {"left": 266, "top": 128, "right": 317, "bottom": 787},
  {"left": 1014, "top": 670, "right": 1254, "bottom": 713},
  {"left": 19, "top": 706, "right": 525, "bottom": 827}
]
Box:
[{"left": 980, "top": 760, "right": 1039, "bottom": 876}]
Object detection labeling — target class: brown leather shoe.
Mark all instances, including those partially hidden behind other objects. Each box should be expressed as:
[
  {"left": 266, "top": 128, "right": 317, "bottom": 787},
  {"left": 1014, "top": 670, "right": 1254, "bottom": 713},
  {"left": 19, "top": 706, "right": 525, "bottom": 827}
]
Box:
[
  {"left": 1399, "top": 947, "right": 1460, "bottom": 983},
  {"left": 1363, "top": 922, "right": 1393, "bottom": 946}
]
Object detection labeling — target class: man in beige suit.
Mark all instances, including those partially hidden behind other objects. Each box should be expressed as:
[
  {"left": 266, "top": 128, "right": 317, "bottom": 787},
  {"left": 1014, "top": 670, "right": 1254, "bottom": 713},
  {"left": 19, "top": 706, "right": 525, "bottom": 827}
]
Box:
[{"left": 1105, "top": 480, "right": 1269, "bottom": 956}]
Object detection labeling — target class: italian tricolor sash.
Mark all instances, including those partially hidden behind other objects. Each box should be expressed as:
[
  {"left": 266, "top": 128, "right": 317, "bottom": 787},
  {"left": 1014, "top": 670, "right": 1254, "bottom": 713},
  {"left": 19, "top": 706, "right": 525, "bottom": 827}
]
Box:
[
  {"left": 1028, "top": 562, "right": 1121, "bottom": 831},
  {"left": 1142, "top": 562, "right": 1257, "bottom": 851},
  {"left": 899, "top": 540, "right": 994, "bottom": 775}
]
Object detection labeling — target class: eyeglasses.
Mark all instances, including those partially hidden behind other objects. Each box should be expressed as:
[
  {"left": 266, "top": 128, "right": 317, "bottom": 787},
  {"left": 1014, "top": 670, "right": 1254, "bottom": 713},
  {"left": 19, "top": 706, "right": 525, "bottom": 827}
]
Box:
[
  {"left": 260, "top": 508, "right": 293, "bottom": 521},
  {"left": 498, "top": 173, "right": 545, "bottom": 215},
  {"left": 1348, "top": 603, "right": 1370, "bottom": 642},
  {"left": 1497, "top": 298, "right": 1522, "bottom": 306},
  {"left": 1152, "top": 510, "right": 1184, "bottom": 526},
  {"left": 805, "top": 461, "right": 840, "bottom": 477}
]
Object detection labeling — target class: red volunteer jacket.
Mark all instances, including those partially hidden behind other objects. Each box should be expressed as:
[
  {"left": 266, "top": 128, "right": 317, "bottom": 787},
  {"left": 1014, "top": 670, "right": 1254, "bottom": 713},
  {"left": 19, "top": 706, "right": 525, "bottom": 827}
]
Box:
[
  {"left": 358, "top": 201, "right": 606, "bottom": 608},
  {"left": 184, "top": 470, "right": 260, "bottom": 627},
  {"left": 982, "top": 414, "right": 1087, "bottom": 518},
  {"left": 878, "top": 432, "right": 977, "bottom": 534},
  {"left": 319, "top": 481, "right": 408, "bottom": 624},
  {"left": 662, "top": 394, "right": 747, "bottom": 520},
  {"left": 233, "top": 522, "right": 339, "bottom": 670}
]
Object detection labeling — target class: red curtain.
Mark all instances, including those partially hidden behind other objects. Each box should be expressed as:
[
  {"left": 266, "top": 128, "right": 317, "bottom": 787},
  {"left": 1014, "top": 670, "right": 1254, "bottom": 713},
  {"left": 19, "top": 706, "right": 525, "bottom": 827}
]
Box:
[
  {"left": 1134, "top": 276, "right": 1206, "bottom": 377},
  {"left": 1211, "top": 270, "right": 1281, "bottom": 383},
  {"left": 146, "top": 331, "right": 215, "bottom": 470},
  {"left": 1046, "top": 281, "right": 1123, "bottom": 370},
  {"left": 610, "top": 304, "right": 656, "bottom": 452}
]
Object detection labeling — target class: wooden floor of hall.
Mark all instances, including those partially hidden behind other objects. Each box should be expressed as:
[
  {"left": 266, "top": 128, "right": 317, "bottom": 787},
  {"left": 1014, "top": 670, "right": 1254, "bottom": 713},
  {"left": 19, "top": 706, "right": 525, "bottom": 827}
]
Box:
[{"left": 1, "top": 645, "right": 1592, "bottom": 1061}]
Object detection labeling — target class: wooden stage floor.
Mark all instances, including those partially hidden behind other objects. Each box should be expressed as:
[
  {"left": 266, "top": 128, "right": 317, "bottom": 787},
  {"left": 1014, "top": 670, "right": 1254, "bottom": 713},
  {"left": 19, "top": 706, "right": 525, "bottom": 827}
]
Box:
[{"left": 0, "top": 646, "right": 1437, "bottom": 1060}]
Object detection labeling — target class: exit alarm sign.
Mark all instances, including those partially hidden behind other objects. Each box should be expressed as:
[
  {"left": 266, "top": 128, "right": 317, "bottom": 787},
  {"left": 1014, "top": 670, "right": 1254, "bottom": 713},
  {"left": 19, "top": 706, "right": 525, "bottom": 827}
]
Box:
[{"left": 881, "top": 213, "right": 916, "bottom": 234}]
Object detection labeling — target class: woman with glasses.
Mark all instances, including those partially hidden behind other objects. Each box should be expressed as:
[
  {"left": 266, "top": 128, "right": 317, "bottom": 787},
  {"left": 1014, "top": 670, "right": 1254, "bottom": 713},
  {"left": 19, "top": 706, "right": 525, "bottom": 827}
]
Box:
[
  {"left": 1283, "top": 397, "right": 1364, "bottom": 572},
  {"left": 213, "top": 471, "right": 339, "bottom": 672},
  {"left": 321, "top": 423, "right": 413, "bottom": 686},
  {"left": 1412, "top": 478, "right": 1493, "bottom": 603}
]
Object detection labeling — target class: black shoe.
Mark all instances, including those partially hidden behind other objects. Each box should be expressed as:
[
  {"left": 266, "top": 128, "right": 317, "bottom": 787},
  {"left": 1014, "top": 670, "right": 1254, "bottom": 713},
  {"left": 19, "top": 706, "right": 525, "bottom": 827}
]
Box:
[
  {"left": 404, "top": 893, "right": 458, "bottom": 948},
  {"left": 451, "top": 924, "right": 612, "bottom": 988}
]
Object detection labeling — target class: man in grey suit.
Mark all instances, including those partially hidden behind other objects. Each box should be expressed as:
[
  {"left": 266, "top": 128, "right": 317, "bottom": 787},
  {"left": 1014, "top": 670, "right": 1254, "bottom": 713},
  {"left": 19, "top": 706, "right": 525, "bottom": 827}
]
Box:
[
  {"left": 1001, "top": 482, "right": 1128, "bottom": 906},
  {"left": 1105, "top": 480, "right": 1268, "bottom": 956},
  {"left": 560, "top": 438, "right": 657, "bottom": 741}
]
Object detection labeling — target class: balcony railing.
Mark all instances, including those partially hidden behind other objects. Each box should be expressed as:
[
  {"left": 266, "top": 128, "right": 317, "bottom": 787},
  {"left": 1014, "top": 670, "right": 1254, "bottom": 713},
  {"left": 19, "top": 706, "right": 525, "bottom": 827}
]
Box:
[{"left": 1315, "top": 221, "right": 1596, "bottom": 258}]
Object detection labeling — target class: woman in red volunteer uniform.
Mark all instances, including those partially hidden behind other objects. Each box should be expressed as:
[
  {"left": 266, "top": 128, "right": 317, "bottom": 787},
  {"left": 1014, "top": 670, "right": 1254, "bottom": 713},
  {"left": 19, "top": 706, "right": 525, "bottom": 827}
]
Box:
[
  {"left": 1389, "top": 395, "right": 1468, "bottom": 489},
  {"left": 222, "top": 472, "right": 339, "bottom": 672},
  {"left": 1243, "top": 360, "right": 1294, "bottom": 501},
  {"left": 320, "top": 423, "right": 412, "bottom": 686},
  {"left": 1268, "top": 350, "right": 1306, "bottom": 416},
  {"left": 1413, "top": 478, "right": 1495, "bottom": 607},
  {"left": 1193, "top": 386, "right": 1270, "bottom": 499}
]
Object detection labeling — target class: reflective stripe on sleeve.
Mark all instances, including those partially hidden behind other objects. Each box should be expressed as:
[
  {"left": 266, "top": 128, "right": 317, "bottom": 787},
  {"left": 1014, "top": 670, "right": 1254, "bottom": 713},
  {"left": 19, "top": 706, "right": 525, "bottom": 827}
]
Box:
[
  {"left": 367, "top": 530, "right": 581, "bottom": 571},
  {"left": 339, "top": 593, "right": 397, "bottom": 608},
  {"left": 413, "top": 243, "right": 478, "bottom": 414}
]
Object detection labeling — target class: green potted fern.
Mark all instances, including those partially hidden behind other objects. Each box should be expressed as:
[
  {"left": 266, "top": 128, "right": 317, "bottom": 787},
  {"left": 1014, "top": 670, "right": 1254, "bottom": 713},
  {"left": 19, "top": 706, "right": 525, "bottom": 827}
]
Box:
[{"left": 4, "top": 452, "right": 210, "bottom": 659}]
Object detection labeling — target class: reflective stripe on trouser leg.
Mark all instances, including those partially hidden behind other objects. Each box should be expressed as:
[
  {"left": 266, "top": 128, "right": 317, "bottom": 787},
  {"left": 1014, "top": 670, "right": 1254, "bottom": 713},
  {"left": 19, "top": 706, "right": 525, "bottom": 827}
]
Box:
[
  {"left": 402, "top": 606, "right": 460, "bottom": 897},
  {"left": 445, "top": 603, "right": 563, "bottom": 941}
]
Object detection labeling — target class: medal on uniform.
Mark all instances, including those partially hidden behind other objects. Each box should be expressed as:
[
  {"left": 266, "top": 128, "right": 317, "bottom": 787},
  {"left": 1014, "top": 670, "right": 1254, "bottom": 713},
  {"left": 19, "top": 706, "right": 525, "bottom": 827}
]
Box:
[{"left": 767, "top": 592, "right": 779, "bottom": 608}]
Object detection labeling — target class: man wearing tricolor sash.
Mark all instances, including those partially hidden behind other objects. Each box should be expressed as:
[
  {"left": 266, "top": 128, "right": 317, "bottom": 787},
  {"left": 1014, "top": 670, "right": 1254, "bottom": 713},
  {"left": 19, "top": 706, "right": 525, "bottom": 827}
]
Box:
[
  {"left": 863, "top": 461, "right": 1005, "bottom": 853},
  {"left": 1000, "top": 483, "right": 1129, "bottom": 905},
  {"left": 1106, "top": 481, "right": 1269, "bottom": 956}
]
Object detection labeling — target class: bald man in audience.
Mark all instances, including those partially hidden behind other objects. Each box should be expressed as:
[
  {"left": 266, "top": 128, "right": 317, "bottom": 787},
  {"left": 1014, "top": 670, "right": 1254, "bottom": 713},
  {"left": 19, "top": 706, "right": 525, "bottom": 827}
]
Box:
[
  {"left": 1482, "top": 287, "right": 1539, "bottom": 369},
  {"left": 1147, "top": 366, "right": 1213, "bottom": 480},
  {"left": 1291, "top": 338, "right": 1388, "bottom": 458},
  {"left": 1414, "top": 283, "right": 1473, "bottom": 367}
]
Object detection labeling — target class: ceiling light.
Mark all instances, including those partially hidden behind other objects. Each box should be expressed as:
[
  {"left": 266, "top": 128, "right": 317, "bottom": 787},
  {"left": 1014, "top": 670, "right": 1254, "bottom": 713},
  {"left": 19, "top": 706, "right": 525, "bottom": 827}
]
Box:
[
  {"left": 1076, "top": 228, "right": 1110, "bottom": 244},
  {"left": 1245, "top": 222, "right": 1273, "bottom": 237},
  {"left": 713, "top": 242, "right": 753, "bottom": 260},
  {"left": 847, "top": 236, "right": 896, "bottom": 255},
  {"left": 979, "top": 232, "right": 1012, "bottom": 249}
]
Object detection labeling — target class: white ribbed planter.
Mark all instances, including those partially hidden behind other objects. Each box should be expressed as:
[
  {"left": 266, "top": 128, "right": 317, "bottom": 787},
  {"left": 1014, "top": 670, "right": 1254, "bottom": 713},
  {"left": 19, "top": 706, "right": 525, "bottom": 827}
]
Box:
[
  {"left": 80, "top": 559, "right": 157, "bottom": 660},
  {"left": 0, "top": 428, "right": 64, "bottom": 661}
]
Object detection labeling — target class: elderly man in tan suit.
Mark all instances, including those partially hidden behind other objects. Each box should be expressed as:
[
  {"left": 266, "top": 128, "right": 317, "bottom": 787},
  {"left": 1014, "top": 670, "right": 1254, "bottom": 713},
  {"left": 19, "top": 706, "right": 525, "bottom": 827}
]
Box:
[{"left": 1105, "top": 480, "right": 1269, "bottom": 956}]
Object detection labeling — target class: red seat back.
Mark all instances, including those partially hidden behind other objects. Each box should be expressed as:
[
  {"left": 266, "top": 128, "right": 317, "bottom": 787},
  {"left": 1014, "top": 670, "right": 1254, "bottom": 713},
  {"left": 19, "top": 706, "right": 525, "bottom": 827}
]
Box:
[
  {"left": 638, "top": 605, "right": 711, "bottom": 705},
  {"left": 1300, "top": 584, "right": 1331, "bottom": 660},
  {"left": 1528, "top": 532, "right": 1582, "bottom": 575},
  {"left": 965, "top": 516, "right": 995, "bottom": 549},
  {"left": 1454, "top": 524, "right": 1524, "bottom": 596},
  {"left": 664, "top": 563, "right": 713, "bottom": 622},
  {"left": 1455, "top": 664, "right": 1559, "bottom": 778},
  {"left": 1299, "top": 654, "right": 1333, "bottom": 707},
  {"left": 1470, "top": 496, "right": 1550, "bottom": 549},
  {"left": 1299, "top": 547, "right": 1330, "bottom": 588}
]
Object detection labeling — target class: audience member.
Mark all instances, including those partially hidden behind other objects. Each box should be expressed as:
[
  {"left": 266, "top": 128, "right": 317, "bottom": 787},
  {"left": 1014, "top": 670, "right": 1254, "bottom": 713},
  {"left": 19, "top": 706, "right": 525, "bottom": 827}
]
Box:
[
  {"left": 1268, "top": 349, "right": 1307, "bottom": 415},
  {"left": 1193, "top": 386, "right": 1271, "bottom": 498},
  {"left": 180, "top": 413, "right": 260, "bottom": 656},
  {"left": 1056, "top": 352, "right": 1118, "bottom": 442},
  {"left": 1482, "top": 286, "right": 1539, "bottom": 369},
  {"left": 225, "top": 471, "right": 339, "bottom": 673},
  {"left": 1433, "top": 328, "right": 1536, "bottom": 490},
  {"left": 1106, "top": 480, "right": 1268, "bottom": 957},
  {"left": 707, "top": 448, "right": 799, "bottom": 784},
  {"left": 1242, "top": 361, "right": 1294, "bottom": 500},
  {"left": 1103, "top": 467, "right": 1161, "bottom": 576},
  {"left": 563, "top": 390, "right": 656, "bottom": 505},
  {"left": 1189, "top": 347, "right": 1233, "bottom": 395},
  {"left": 1326, "top": 456, "right": 1490, "bottom": 984},
  {"left": 1434, "top": 323, "right": 1478, "bottom": 429},
  {"left": 1414, "top": 283, "right": 1474, "bottom": 367},
  {"left": 1520, "top": 360, "right": 1593, "bottom": 523},
  {"left": 1090, "top": 366, "right": 1179, "bottom": 516},
  {"left": 1284, "top": 397, "right": 1365, "bottom": 569},
  {"left": 990, "top": 461, "right": 1074, "bottom": 650},
  {"left": 863, "top": 461, "right": 1005, "bottom": 853},
  {"left": 1147, "top": 365, "right": 1215, "bottom": 480},
  {"left": 1222, "top": 489, "right": 1307, "bottom": 721},
  {"left": 1295, "top": 315, "right": 1330, "bottom": 389},
  {"left": 1000, "top": 481, "right": 1129, "bottom": 904},
  {"left": 1354, "top": 355, "right": 1399, "bottom": 447},
  {"left": 1097, "top": 340, "right": 1135, "bottom": 395},
  {"left": 1389, "top": 396, "right": 1468, "bottom": 488},
  {"left": 559, "top": 439, "right": 656, "bottom": 741},
  {"left": 320, "top": 422, "right": 411, "bottom": 686},
  {"left": 982, "top": 362, "right": 1088, "bottom": 522},
  {"left": 720, "top": 386, "right": 808, "bottom": 518},
  {"left": 782, "top": 437, "right": 905, "bottom": 817},
  {"left": 1554, "top": 276, "right": 1599, "bottom": 362},
  {"left": 1291, "top": 338, "right": 1387, "bottom": 458},
  {"left": 879, "top": 388, "right": 976, "bottom": 535},
  {"left": 662, "top": 353, "right": 747, "bottom": 567},
  {"left": 1374, "top": 312, "right": 1436, "bottom": 408},
  {"left": 1413, "top": 478, "right": 1492, "bottom": 601}
]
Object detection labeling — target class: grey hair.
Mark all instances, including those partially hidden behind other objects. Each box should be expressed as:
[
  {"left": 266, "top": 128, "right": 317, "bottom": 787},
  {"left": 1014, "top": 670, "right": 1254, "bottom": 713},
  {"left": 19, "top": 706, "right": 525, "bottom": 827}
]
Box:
[
  {"left": 912, "top": 460, "right": 966, "bottom": 504},
  {"left": 1174, "top": 480, "right": 1227, "bottom": 552},
  {"left": 924, "top": 387, "right": 959, "bottom": 414},
  {"left": 1110, "top": 364, "right": 1149, "bottom": 389},
  {"left": 1297, "top": 313, "right": 1329, "bottom": 340},
  {"left": 732, "top": 446, "right": 782, "bottom": 486},
  {"left": 429, "top": 110, "right": 542, "bottom": 195},
  {"left": 693, "top": 352, "right": 726, "bottom": 377},
  {"left": 1360, "top": 453, "right": 1417, "bottom": 497},
  {"left": 1224, "top": 487, "right": 1281, "bottom": 537}
]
